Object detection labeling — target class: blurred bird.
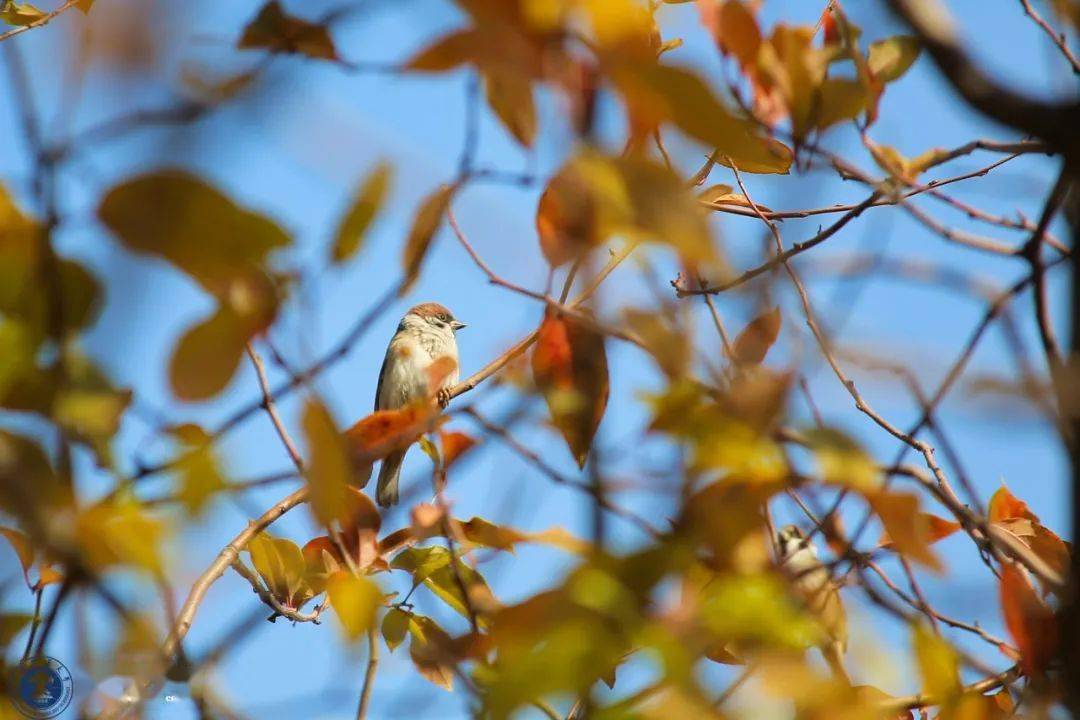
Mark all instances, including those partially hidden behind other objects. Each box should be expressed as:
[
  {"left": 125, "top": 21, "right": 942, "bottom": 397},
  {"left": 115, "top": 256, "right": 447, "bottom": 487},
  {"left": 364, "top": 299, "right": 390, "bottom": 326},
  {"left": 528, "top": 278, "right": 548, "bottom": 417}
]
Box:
[
  {"left": 372, "top": 302, "right": 465, "bottom": 507},
  {"left": 777, "top": 524, "right": 849, "bottom": 683}
]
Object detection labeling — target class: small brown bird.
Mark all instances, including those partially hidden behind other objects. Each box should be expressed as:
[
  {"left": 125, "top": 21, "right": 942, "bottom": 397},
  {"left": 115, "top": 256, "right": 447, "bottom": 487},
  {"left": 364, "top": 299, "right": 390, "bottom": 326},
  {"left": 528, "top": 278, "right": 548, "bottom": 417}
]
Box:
[
  {"left": 777, "top": 525, "right": 849, "bottom": 683},
  {"left": 373, "top": 302, "right": 465, "bottom": 507}
]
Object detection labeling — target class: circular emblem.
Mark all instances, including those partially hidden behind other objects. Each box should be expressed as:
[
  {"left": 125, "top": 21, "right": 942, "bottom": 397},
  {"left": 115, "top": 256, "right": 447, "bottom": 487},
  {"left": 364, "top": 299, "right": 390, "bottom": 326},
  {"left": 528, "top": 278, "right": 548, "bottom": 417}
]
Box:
[{"left": 9, "top": 656, "right": 73, "bottom": 719}]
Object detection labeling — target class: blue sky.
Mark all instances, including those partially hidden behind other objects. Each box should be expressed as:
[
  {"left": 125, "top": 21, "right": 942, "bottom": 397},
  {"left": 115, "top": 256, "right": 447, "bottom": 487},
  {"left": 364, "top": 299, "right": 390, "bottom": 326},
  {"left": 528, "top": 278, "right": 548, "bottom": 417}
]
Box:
[{"left": 1, "top": 0, "right": 1074, "bottom": 717}]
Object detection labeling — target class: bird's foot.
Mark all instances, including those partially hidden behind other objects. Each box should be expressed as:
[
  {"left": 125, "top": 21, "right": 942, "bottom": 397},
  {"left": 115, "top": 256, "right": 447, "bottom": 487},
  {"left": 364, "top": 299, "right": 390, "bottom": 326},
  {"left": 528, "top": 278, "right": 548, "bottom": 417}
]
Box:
[{"left": 436, "top": 387, "right": 452, "bottom": 409}]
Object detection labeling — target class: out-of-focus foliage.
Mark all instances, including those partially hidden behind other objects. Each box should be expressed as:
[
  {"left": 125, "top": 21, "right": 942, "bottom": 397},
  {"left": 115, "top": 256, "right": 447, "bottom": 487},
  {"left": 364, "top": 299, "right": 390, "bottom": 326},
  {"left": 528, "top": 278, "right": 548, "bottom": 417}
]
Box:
[{"left": 0, "top": 0, "right": 1074, "bottom": 717}]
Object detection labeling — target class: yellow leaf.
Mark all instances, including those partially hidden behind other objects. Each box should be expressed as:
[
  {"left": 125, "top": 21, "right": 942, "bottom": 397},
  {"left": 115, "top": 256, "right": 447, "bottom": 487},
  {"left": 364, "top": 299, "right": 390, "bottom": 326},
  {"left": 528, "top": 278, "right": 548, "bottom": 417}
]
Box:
[
  {"left": 401, "top": 185, "right": 455, "bottom": 294},
  {"left": 248, "top": 531, "right": 312, "bottom": 608},
  {"left": 868, "top": 35, "right": 920, "bottom": 82},
  {"left": 327, "top": 571, "right": 381, "bottom": 641},
  {"left": 168, "top": 306, "right": 250, "bottom": 401},
  {"left": 302, "top": 399, "right": 352, "bottom": 527},
  {"left": 331, "top": 162, "right": 392, "bottom": 264},
  {"left": 0, "top": 1, "right": 45, "bottom": 26},
  {"left": 484, "top": 70, "right": 537, "bottom": 147},
  {"left": 0, "top": 526, "right": 34, "bottom": 589},
  {"left": 173, "top": 431, "right": 226, "bottom": 516},
  {"left": 868, "top": 491, "right": 944, "bottom": 571},
  {"left": 912, "top": 624, "right": 960, "bottom": 699},
  {"left": 77, "top": 502, "right": 166, "bottom": 575},
  {"left": 381, "top": 607, "right": 410, "bottom": 652},
  {"left": 805, "top": 428, "right": 879, "bottom": 490}
]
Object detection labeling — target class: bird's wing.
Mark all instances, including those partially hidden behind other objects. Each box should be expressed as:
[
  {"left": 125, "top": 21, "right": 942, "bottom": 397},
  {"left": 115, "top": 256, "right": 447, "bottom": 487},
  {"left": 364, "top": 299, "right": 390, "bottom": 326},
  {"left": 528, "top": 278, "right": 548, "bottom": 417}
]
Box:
[{"left": 374, "top": 344, "right": 394, "bottom": 412}]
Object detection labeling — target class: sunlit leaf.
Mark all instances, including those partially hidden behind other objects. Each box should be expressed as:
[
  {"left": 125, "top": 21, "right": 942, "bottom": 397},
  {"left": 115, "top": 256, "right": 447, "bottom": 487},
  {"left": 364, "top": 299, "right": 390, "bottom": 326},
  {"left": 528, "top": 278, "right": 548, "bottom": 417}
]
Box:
[
  {"left": 331, "top": 162, "right": 392, "bottom": 265},
  {"left": 381, "top": 607, "right": 410, "bottom": 651},
  {"left": 484, "top": 70, "right": 537, "bottom": 147},
  {"left": 988, "top": 483, "right": 1037, "bottom": 523},
  {"left": 392, "top": 545, "right": 497, "bottom": 622},
  {"left": 879, "top": 512, "right": 960, "bottom": 552},
  {"left": 344, "top": 403, "right": 440, "bottom": 483},
  {"left": 732, "top": 307, "right": 782, "bottom": 366},
  {"left": 302, "top": 399, "right": 352, "bottom": 527},
  {"left": 0, "top": 526, "right": 34, "bottom": 589},
  {"left": 439, "top": 430, "right": 476, "bottom": 469},
  {"left": 169, "top": 306, "right": 251, "bottom": 402},
  {"left": 815, "top": 77, "right": 868, "bottom": 129},
  {"left": 77, "top": 501, "right": 166, "bottom": 575},
  {"left": 535, "top": 159, "right": 606, "bottom": 267},
  {"left": 804, "top": 428, "right": 878, "bottom": 490},
  {"left": 401, "top": 185, "right": 455, "bottom": 294},
  {"left": 0, "top": 1, "right": 45, "bottom": 25},
  {"left": 867, "top": 491, "right": 943, "bottom": 571},
  {"left": 408, "top": 615, "right": 455, "bottom": 691},
  {"left": 238, "top": 1, "right": 338, "bottom": 61},
  {"left": 912, "top": 623, "right": 959, "bottom": 699},
  {"left": 459, "top": 517, "right": 526, "bottom": 553},
  {"left": 623, "top": 308, "right": 690, "bottom": 378},
  {"left": 171, "top": 425, "right": 226, "bottom": 516},
  {"left": 0, "top": 613, "right": 32, "bottom": 647},
  {"left": 327, "top": 571, "right": 381, "bottom": 641},
  {"left": 532, "top": 309, "right": 609, "bottom": 468},
  {"left": 247, "top": 531, "right": 312, "bottom": 608},
  {"left": 1000, "top": 565, "right": 1057, "bottom": 676},
  {"left": 868, "top": 35, "right": 920, "bottom": 82}
]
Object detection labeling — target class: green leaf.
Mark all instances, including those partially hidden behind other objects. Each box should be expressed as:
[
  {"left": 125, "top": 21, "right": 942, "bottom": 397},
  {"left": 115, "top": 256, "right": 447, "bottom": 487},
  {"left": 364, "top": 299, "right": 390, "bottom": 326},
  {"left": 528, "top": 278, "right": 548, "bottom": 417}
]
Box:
[
  {"left": 381, "top": 608, "right": 410, "bottom": 651},
  {"left": 327, "top": 571, "right": 381, "bottom": 640},
  {"left": 331, "top": 162, "right": 392, "bottom": 265},
  {"left": 868, "top": 35, "right": 920, "bottom": 83}
]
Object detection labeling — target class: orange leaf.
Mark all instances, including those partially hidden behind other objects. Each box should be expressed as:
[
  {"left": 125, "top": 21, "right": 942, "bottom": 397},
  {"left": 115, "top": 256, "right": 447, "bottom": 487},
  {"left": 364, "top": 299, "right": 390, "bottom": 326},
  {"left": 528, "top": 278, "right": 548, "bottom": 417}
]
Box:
[
  {"left": 344, "top": 404, "right": 439, "bottom": 480},
  {"left": 440, "top": 430, "right": 476, "bottom": 469},
  {"left": 878, "top": 512, "right": 960, "bottom": 550},
  {"left": 732, "top": 307, "right": 782, "bottom": 365},
  {"left": 868, "top": 492, "right": 942, "bottom": 571},
  {"left": 988, "top": 484, "right": 1038, "bottom": 523},
  {"left": 535, "top": 163, "right": 602, "bottom": 268},
  {"left": 716, "top": 0, "right": 761, "bottom": 68},
  {"left": 532, "top": 309, "right": 609, "bottom": 468},
  {"left": 238, "top": 1, "right": 337, "bottom": 61},
  {"left": 999, "top": 565, "right": 1057, "bottom": 676}
]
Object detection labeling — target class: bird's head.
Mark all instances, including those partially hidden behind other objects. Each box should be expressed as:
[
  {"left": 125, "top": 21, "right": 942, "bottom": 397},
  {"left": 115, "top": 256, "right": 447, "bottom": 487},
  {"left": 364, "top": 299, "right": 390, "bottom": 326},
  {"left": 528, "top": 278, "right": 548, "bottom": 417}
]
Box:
[{"left": 403, "top": 302, "right": 466, "bottom": 335}]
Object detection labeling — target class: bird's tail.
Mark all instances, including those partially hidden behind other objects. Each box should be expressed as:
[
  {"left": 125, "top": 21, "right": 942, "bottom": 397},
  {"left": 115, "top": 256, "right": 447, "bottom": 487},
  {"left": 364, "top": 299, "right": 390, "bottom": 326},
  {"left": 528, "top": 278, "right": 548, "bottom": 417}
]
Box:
[{"left": 376, "top": 449, "right": 406, "bottom": 507}]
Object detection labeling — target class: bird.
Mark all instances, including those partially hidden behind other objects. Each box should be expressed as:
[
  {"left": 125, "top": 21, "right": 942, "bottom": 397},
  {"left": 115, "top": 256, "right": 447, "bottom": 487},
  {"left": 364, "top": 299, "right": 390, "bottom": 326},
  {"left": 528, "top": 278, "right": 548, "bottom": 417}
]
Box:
[
  {"left": 372, "top": 302, "right": 465, "bottom": 507},
  {"left": 776, "top": 524, "right": 849, "bottom": 684}
]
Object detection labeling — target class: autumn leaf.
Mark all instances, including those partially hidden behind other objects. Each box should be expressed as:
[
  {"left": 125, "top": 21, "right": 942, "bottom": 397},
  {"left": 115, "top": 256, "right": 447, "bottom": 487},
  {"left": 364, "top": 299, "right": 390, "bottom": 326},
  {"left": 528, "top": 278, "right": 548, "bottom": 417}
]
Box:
[
  {"left": 0, "top": 0, "right": 45, "bottom": 26},
  {"left": 401, "top": 184, "right": 456, "bottom": 294},
  {"left": 532, "top": 309, "right": 609, "bottom": 468},
  {"left": 238, "top": 1, "right": 338, "bottom": 61},
  {"left": 868, "top": 491, "right": 944, "bottom": 571},
  {"left": 302, "top": 399, "right": 352, "bottom": 527},
  {"left": 536, "top": 160, "right": 604, "bottom": 268},
  {"left": 171, "top": 425, "right": 226, "bottom": 516},
  {"left": 344, "top": 403, "right": 440, "bottom": 482},
  {"left": 391, "top": 546, "right": 498, "bottom": 622},
  {"left": 878, "top": 512, "right": 960, "bottom": 552},
  {"left": 248, "top": 531, "right": 312, "bottom": 609},
  {"left": 912, "top": 623, "right": 960, "bottom": 698},
  {"left": 867, "top": 36, "right": 920, "bottom": 82},
  {"left": 331, "top": 162, "right": 392, "bottom": 265},
  {"left": 732, "top": 307, "right": 782, "bottom": 366},
  {"left": 484, "top": 70, "right": 537, "bottom": 147},
  {"left": 381, "top": 607, "right": 410, "bottom": 651},
  {"left": 327, "top": 571, "right": 381, "bottom": 640},
  {"left": 1000, "top": 565, "right": 1057, "bottom": 676},
  {"left": 439, "top": 430, "right": 477, "bottom": 469}
]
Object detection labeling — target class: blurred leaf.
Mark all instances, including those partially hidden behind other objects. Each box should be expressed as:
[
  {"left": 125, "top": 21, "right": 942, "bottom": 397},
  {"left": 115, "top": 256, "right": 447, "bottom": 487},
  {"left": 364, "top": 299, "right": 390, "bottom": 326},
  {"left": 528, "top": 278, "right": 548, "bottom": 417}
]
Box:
[
  {"left": 381, "top": 607, "right": 410, "bottom": 651},
  {"left": 171, "top": 426, "right": 226, "bottom": 516},
  {"left": 328, "top": 571, "right": 381, "bottom": 641},
  {"left": 77, "top": 501, "right": 166, "bottom": 575},
  {"left": 715, "top": 0, "right": 761, "bottom": 68},
  {"left": 733, "top": 306, "right": 782, "bottom": 366},
  {"left": 532, "top": 309, "right": 609, "bottom": 468},
  {"left": 0, "top": 1, "right": 45, "bottom": 25},
  {"left": 169, "top": 306, "right": 251, "bottom": 402},
  {"left": 536, "top": 159, "right": 605, "bottom": 267},
  {"left": 696, "top": 184, "right": 734, "bottom": 203},
  {"left": 459, "top": 517, "right": 526, "bottom": 553},
  {"left": 815, "top": 77, "right": 868, "bottom": 129},
  {"left": 484, "top": 70, "right": 537, "bottom": 147},
  {"left": 331, "top": 162, "right": 392, "bottom": 265},
  {"left": 867, "top": 491, "right": 943, "bottom": 571},
  {"left": 879, "top": 512, "right": 960, "bottom": 551},
  {"left": 804, "top": 428, "right": 878, "bottom": 490},
  {"left": 99, "top": 170, "right": 290, "bottom": 297},
  {"left": 615, "top": 62, "right": 793, "bottom": 173},
  {"left": 406, "top": 29, "right": 478, "bottom": 71},
  {"left": 53, "top": 387, "right": 132, "bottom": 466},
  {"left": 867, "top": 35, "right": 920, "bottom": 82},
  {"left": 1000, "top": 565, "right": 1057, "bottom": 676},
  {"left": 623, "top": 308, "right": 690, "bottom": 378},
  {"left": 392, "top": 545, "right": 497, "bottom": 623},
  {"left": 0, "top": 526, "right": 34, "bottom": 589},
  {"left": 401, "top": 185, "right": 455, "bottom": 294},
  {"left": 408, "top": 615, "right": 455, "bottom": 691},
  {"left": 238, "top": 1, "right": 338, "bottom": 61},
  {"left": 0, "top": 430, "right": 64, "bottom": 526},
  {"left": 439, "top": 430, "right": 476, "bottom": 469},
  {"left": 248, "top": 531, "right": 312, "bottom": 608},
  {"left": 0, "top": 613, "right": 32, "bottom": 647},
  {"left": 344, "top": 403, "right": 439, "bottom": 483},
  {"left": 302, "top": 399, "right": 352, "bottom": 527},
  {"left": 913, "top": 624, "right": 959, "bottom": 699}
]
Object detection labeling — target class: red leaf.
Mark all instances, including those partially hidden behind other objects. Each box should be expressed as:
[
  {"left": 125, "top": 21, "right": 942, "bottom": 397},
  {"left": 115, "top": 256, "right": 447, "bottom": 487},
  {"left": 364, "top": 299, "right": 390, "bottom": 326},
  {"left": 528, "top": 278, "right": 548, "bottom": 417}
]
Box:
[
  {"left": 999, "top": 565, "right": 1057, "bottom": 676},
  {"left": 532, "top": 309, "right": 610, "bottom": 467}
]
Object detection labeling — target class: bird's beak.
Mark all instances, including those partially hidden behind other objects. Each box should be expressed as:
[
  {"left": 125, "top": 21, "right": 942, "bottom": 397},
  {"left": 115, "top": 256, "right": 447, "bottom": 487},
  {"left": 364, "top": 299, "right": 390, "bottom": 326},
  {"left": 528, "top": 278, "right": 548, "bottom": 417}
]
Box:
[{"left": 451, "top": 320, "right": 467, "bottom": 331}]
